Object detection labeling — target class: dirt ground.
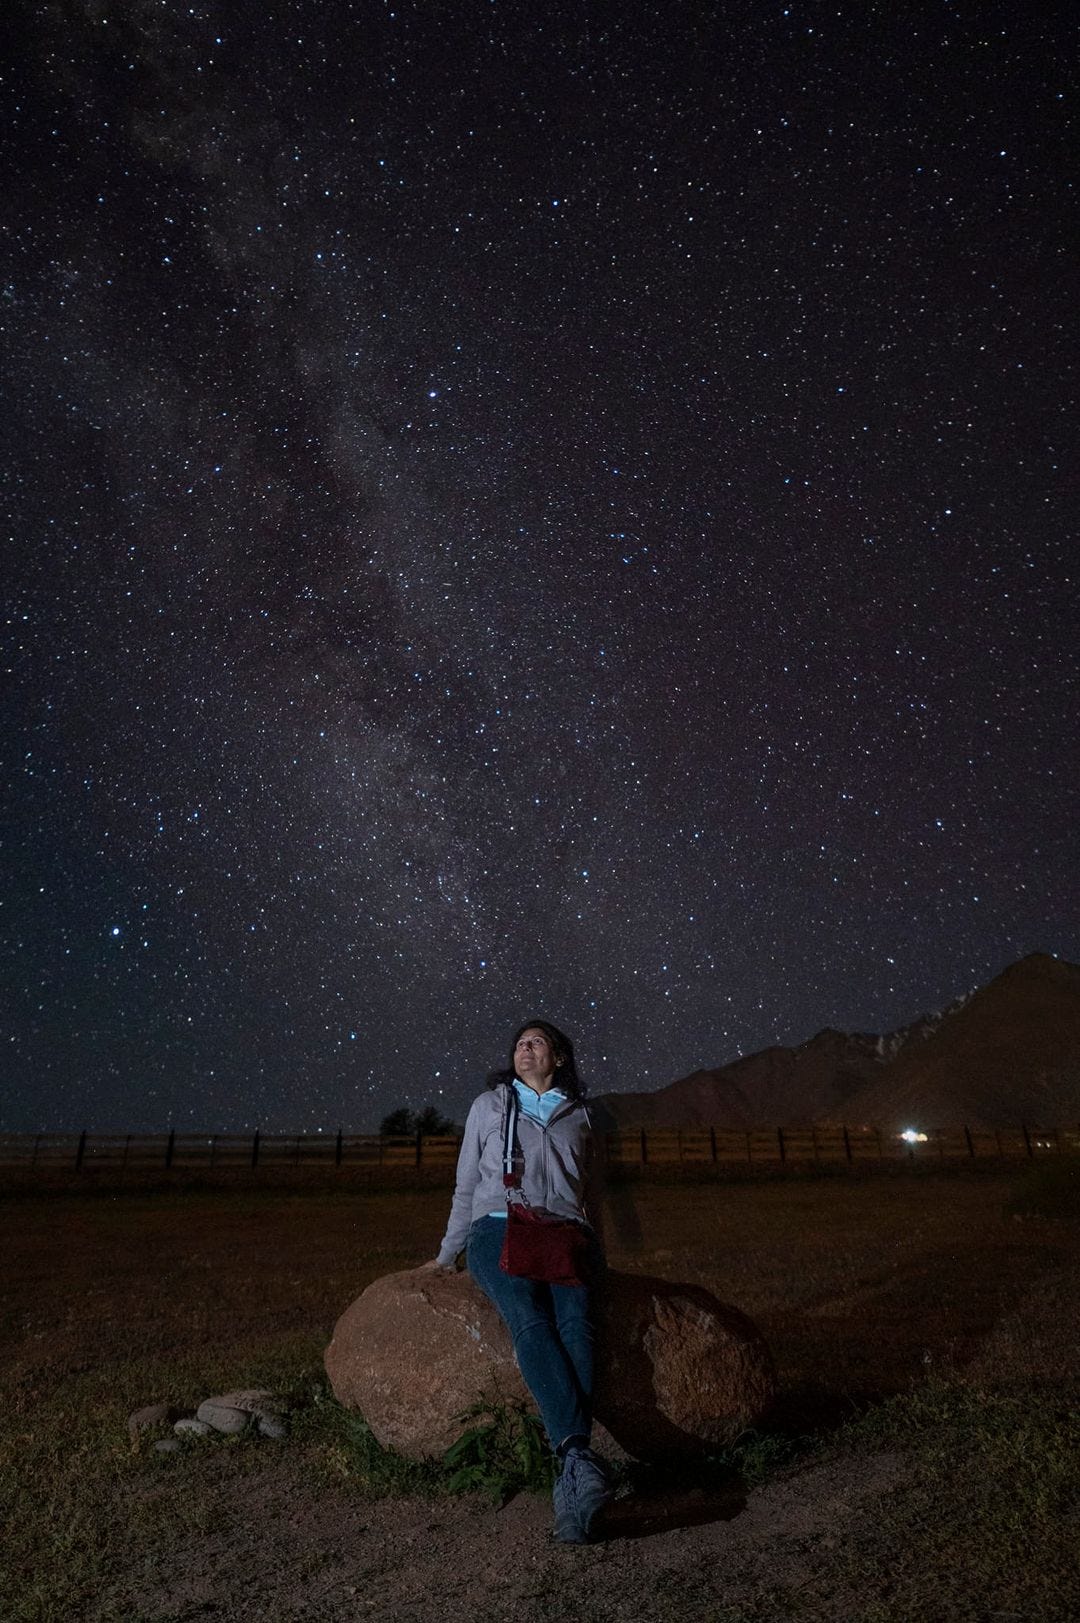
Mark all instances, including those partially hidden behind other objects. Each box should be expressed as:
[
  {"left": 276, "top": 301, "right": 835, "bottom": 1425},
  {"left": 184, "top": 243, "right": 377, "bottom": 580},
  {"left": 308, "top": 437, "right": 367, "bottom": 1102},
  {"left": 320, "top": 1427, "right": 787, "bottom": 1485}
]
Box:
[
  {"left": 4, "top": 1166, "right": 1080, "bottom": 1621},
  {"left": 119, "top": 1446, "right": 915, "bottom": 1622}
]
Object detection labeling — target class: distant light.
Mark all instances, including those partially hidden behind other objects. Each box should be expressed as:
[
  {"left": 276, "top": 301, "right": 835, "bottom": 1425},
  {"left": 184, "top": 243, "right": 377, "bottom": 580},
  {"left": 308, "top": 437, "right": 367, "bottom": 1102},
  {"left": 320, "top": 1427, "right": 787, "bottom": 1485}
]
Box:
[{"left": 900, "top": 1127, "right": 928, "bottom": 1143}]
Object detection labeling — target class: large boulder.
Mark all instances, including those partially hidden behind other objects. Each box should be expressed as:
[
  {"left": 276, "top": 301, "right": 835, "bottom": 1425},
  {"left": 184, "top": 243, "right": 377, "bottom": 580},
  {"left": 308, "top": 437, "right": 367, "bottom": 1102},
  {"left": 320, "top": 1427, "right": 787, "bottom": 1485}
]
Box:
[
  {"left": 326, "top": 1266, "right": 528, "bottom": 1459},
  {"left": 595, "top": 1271, "right": 777, "bottom": 1460},
  {"left": 324, "top": 1266, "right": 775, "bottom": 1462}
]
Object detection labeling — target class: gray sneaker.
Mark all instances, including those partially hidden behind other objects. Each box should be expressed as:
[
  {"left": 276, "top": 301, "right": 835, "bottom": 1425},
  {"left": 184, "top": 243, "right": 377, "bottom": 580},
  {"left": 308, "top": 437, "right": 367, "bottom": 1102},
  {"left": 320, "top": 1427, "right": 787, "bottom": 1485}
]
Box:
[{"left": 552, "top": 1446, "right": 612, "bottom": 1544}]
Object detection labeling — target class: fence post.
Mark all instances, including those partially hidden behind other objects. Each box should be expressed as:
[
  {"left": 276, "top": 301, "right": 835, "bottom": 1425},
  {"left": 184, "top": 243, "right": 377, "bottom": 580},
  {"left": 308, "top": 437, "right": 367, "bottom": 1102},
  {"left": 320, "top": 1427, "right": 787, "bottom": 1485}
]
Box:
[
  {"left": 415, "top": 1128, "right": 423, "bottom": 1169},
  {"left": 777, "top": 1126, "right": 786, "bottom": 1165},
  {"left": 1021, "top": 1122, "right": 1033, "bottom": 1159},
  {"left": 335, "top": 1128, "right": 343, "bottom": 1167},
  {"left": 964, "top": 1124, "right": 975, "bottom": 1159},
  {"left": 251, "top": 1129, "right": 260, "bottom": 1169},
  {"left": 121, "top": 1134, "right": 131, "bottom": 1171},
  {"left": 165, "top": 1129, "right": 175, "bottom": 1169},
  {"left": 209, "top": 1134, "right": 216, "bottom": 1168},
  {"left": 842, "top": 1125, "right": 852, "bottom": 1164},
  {"left": 31, "top": 1134, "right": 41, "bottom": 1169},
  {"left": 75, "top": 1130, "right": 87, "bottom": 1171},
  {"left": 638, "top": 1128, "right": 647, "bottom": 1165},
  {"left": 709, "top": 1126, "right": 717, "bottom": 1164},
  {"left": 746, "top": 1131, "right": 752, "bottom": 1165}
]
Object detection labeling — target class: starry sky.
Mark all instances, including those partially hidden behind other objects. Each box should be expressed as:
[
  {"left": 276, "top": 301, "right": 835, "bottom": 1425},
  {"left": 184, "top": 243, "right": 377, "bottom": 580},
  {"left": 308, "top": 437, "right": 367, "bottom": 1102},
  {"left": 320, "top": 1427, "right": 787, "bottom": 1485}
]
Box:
[{"left": 5, "top": 0, "right": 1077, "bottom": 1133}]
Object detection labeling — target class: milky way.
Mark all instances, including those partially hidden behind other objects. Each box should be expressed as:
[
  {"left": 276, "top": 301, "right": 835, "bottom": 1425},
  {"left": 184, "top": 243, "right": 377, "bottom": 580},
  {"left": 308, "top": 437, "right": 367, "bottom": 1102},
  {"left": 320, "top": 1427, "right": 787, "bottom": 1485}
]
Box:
[{"left": 5, "top": 1, "right": 1077, "bottom": 1131}]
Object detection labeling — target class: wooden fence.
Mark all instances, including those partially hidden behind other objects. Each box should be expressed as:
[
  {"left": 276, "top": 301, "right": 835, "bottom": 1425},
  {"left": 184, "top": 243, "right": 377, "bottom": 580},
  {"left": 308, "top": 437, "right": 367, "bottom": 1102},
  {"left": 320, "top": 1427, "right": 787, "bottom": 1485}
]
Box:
[{"left": 1, "top": 1123, "right": 1078, "bottom": 1175}]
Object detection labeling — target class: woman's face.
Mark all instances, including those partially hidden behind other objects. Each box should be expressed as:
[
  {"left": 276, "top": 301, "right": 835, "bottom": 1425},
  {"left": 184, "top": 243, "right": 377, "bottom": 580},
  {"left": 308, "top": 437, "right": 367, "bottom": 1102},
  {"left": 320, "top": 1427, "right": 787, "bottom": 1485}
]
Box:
[{"left": 514, "top": 1027, "right": 558, "bottom": 1091}]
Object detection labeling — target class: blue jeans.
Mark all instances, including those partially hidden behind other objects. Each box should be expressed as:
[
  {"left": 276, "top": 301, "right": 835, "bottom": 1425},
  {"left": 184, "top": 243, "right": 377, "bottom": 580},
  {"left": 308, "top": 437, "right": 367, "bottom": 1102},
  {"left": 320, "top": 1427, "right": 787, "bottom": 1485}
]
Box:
[{"left": 467, "top": 1215, "right": 602, "bottom": 1452}]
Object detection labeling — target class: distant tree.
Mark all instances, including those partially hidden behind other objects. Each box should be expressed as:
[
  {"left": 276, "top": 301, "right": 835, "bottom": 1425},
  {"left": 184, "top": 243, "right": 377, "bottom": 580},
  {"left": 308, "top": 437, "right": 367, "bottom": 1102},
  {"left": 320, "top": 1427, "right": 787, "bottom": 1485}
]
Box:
[
  {"left": 415, "top": 1104, "right": 459, "bottom": 1136},
  {"left": 379, "top": 1107, "right": 415, "bottom": 1137},
  {"left": 380, "top": 1104, "right": 460, "bottom": 1136}
]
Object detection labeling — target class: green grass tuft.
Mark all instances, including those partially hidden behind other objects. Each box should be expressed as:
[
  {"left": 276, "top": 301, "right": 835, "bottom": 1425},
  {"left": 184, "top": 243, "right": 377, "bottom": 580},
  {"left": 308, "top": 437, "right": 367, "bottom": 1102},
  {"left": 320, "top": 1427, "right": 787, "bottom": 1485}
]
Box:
[{"left": 442, "top": 1399, "right": 556, "bottom": 1502}]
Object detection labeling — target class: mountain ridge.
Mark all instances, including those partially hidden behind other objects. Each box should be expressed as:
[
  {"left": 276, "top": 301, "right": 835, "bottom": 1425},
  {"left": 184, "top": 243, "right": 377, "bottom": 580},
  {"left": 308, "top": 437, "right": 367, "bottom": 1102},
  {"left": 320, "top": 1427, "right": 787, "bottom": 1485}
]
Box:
[{"left": 595, "top": 953, "right": 1080, "bottom": 1129}]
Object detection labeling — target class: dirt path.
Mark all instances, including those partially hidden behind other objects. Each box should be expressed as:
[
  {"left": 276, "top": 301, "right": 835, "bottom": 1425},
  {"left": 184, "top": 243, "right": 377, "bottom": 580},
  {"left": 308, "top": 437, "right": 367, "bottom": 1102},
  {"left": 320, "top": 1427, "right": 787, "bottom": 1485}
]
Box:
[{"left": 121, "top": 1449, "right": 911, "bottom": 1622}]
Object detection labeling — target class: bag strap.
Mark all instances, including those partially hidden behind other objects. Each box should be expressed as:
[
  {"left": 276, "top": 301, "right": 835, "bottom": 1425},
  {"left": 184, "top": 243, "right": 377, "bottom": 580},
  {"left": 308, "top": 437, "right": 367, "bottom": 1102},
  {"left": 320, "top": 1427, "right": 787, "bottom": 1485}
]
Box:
[{"left": 502, "top": 1083, "right": 519, "bottom": 1188}]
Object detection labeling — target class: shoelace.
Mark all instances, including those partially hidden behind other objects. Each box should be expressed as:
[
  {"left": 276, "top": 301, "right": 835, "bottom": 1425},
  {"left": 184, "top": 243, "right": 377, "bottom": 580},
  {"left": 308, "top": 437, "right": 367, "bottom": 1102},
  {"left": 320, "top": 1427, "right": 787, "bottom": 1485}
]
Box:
[{"left": 561, "top": 1455, "right": 581, "bottom": 1503}]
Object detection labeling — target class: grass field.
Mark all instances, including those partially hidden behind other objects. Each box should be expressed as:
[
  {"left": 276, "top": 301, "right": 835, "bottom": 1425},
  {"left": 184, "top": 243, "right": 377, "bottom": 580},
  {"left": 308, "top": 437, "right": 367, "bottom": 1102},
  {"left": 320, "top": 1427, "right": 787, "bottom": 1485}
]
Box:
[{"left": 3, "top": 1164, "right": 1080, "bottom": 1620}]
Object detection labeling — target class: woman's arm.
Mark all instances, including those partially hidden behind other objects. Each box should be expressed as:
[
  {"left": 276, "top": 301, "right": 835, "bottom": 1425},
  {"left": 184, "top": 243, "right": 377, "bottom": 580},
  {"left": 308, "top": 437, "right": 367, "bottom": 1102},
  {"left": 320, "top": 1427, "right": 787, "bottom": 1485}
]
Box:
[{"left": 583, "top": 1108, "right": 608, "bottom": 1252}]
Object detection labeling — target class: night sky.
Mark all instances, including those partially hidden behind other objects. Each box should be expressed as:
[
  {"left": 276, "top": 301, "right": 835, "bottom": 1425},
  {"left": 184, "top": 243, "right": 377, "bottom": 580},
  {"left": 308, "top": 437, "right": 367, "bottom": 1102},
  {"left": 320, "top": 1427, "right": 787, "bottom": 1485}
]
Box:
[{"left": 5, "top": 1, "right": 1077, "bottom": 1133}]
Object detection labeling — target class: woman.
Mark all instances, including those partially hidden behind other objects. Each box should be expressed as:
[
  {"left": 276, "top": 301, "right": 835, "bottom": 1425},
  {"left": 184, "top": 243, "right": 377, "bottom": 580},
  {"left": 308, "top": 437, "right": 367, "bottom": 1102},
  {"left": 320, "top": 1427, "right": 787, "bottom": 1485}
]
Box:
[{"left": 426, "top": 1019, "right": 612, "bottom": 1543}]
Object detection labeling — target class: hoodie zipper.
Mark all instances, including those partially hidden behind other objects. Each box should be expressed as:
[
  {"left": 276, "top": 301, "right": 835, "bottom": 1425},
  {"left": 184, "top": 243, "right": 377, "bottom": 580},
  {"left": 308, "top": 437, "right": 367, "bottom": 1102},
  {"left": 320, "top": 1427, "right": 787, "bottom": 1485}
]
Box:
[{"left": 517, "top": 1093, "right": 585, "bottom": 1212}]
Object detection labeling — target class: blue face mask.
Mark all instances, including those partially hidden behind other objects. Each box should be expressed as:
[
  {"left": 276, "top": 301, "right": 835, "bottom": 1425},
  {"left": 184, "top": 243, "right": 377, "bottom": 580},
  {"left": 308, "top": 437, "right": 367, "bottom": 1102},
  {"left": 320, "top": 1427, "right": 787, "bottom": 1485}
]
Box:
[{"left": 513, "top": 1077, "right": 566, "bottom": 1124}]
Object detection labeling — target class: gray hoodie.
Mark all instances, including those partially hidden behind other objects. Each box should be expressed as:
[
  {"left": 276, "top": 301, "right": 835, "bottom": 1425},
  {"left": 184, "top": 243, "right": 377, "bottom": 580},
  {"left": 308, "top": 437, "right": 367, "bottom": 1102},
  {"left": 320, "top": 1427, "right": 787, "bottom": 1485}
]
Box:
[{"left": 435, "top": 1083, "right": 600, "bottom": 1266}]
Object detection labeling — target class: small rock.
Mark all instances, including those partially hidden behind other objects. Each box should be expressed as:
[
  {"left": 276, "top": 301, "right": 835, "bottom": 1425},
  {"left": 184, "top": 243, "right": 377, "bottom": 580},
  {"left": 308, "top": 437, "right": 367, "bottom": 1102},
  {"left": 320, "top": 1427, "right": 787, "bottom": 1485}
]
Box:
[
  {"left": 256, "top": 1413, "right": 287, "bottom": 1440},
  {"left": 128, "top": 1402, "right": 177, "bottom": 1438},
  {"left": 174, "top": 1417, "right": 215, "bottom": 1436},
  {"left": 196, "top": 1399, "right": 252, "bottom": 1435},
  {"left": 153, "top": 1438, "right": 181, "bottom": 1454},
  {"left": 207, "top": 1388, "right": 278, "bottom": 1415},
  {"left": 196, "top": 1389, "right": 280, "bottom": 1435}
]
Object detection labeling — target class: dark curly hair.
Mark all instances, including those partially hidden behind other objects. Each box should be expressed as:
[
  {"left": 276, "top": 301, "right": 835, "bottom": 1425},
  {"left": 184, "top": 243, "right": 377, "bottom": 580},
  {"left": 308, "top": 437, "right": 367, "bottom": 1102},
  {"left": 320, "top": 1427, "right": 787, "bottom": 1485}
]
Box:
[{"left": 487, "top": 1018, "right": 585, "bottom": 1100}]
